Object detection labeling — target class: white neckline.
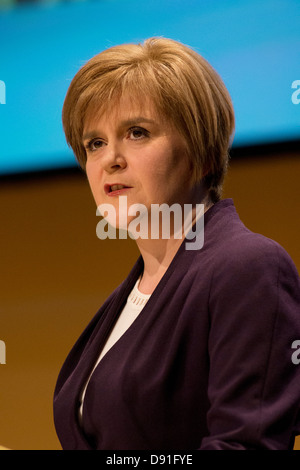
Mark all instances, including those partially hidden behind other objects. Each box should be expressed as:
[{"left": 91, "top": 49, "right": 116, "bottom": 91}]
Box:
[{"left": 127, "top": 278, "right": 151, "bottom": 309}]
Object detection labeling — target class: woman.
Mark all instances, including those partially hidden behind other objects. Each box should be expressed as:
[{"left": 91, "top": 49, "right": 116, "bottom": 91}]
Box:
[{"left": 53, "top": 37, "right": 300, "bottom": 450}]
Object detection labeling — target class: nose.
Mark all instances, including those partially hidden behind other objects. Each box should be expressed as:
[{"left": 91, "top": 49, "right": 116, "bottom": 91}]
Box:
[{"left": 101, "top": 141, "right": 127, "bottom": 174}]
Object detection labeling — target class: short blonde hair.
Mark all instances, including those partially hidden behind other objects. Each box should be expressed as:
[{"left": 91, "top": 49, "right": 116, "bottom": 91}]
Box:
[{"left": 62, "top": 37, "right": 235, "bottom": 202}]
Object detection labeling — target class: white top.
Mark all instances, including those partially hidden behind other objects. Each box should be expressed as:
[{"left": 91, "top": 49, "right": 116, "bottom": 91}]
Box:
[{"left": 78, "top": 278, "right": 151, "bottom": 422}]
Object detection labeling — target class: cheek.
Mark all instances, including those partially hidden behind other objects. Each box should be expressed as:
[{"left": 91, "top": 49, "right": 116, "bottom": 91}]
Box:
[
  {"left": 86, "top": 167, "right": 95, "bottom": 191},
  {"left": 141, "top": 144, "right": 174, "bottom": 177},
  {"left": 86, "top": 163, "right": 102, "bottom": 203},
  {"left": 85, "top": 161, "right": 93, "bottom": 182},
  {"left": 148, "top": 146, "right": 188, "bottom": 183},
  {"left": 139, "top": 164, "right": 167, "bottom": 195}
]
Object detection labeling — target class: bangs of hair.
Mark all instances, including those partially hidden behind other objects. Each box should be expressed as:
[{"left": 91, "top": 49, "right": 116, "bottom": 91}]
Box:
[{"left": 65, "top": 67, "right": 161, "bottom": 168}]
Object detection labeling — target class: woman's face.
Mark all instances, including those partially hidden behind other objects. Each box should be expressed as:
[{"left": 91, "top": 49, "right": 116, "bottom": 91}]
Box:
[{"left": 83, "top": 95, "right": 196, "bottom": 230}]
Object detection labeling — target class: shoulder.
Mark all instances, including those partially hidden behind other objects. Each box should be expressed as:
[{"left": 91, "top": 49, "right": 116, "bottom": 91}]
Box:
[
  {"left": 203, "top": 227, "right": 300, "bottom": 331},
  {"left": 200, "top": 199, "right": 299, "bottom": 282},
  {"left": 218, "top": 230, "right": 282, "bottom": 270},
  {"left": 215, "top": 228, "right": 298, "bottom": 285},
  {"left": 184, "top": 199, "right": 300, "bottom": 310},
  {"left": 205, "top": 231, "right": 300, "bottom": 312}
]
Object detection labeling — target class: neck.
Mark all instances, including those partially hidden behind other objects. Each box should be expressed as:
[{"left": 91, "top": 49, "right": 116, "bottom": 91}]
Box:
[
  {"left": 136, "top": 190, "right": 213, "bottom": 294},
  {"left": 136, "top": 237, "right": 183, "bottom": 294}
]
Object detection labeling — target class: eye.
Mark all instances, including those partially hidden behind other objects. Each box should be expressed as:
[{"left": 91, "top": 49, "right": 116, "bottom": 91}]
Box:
[
  {"left": 128, "top": 127, "right": 149, "bottom": 140},
  {"left": 85, "top": 138, "right": 105, "bottom": 152}
]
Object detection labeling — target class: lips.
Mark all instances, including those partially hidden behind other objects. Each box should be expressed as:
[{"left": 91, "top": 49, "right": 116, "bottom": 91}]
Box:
[
  {"left": 104, "top": 183, "right": 132, "bottom": 195},
  {"left": 111, "top": 184, "right": 127, "bottom": 191}
]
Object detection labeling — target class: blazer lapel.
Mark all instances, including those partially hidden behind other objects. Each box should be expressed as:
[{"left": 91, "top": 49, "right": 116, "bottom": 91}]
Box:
[{"left": 53, "top": 256, "right": 143, "bottom": 449}]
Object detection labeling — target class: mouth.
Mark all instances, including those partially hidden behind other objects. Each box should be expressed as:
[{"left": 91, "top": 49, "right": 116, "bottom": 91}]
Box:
[{"left": 104, "top": 183, "right": 132, "bottom": 195}]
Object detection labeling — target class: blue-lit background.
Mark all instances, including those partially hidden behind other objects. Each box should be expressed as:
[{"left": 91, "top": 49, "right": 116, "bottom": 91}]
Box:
[{"left": 0, "top": 0, "right": 299, "bottom": 175}]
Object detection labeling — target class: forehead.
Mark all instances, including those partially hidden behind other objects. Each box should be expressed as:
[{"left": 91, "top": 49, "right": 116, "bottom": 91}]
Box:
[
  {"left": 83, "top": 92, "right": 168, "bottom": 135},
  {"left": 85, "top": 93, "right": 149, "bottom": 123}
]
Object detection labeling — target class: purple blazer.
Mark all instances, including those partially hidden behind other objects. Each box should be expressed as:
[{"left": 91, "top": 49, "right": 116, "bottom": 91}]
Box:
[{"left": 53, "top": 199, "right": 300, "bottom": 450}]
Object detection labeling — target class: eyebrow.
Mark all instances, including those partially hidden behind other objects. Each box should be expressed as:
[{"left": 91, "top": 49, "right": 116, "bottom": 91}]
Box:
[{"left": 82, "top": 116, "right": 156, "bottom": 142}]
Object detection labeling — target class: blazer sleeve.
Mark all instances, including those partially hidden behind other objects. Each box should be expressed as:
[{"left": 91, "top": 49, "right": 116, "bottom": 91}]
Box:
[{"left": 200, "top": 236, "right": 300, "bottom": 450}]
